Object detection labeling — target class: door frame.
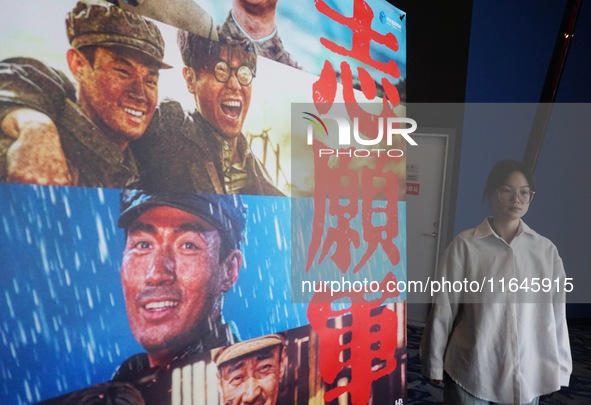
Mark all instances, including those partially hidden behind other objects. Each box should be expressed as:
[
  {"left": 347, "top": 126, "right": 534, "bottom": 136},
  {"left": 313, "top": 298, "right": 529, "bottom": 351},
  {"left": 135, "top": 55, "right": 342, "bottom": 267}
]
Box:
[
  {"left": 409, "top": 128, "right": 458, "bottom": 267},
  {"left": 406, "top": 128, "right": 458, "bottom": 325}
]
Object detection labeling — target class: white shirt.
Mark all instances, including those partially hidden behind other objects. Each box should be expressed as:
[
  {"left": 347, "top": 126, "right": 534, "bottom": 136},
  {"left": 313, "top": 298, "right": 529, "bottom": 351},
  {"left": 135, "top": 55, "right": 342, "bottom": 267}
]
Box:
[{"left": 420, "top": 218, "right": 572, "bottom": 405}]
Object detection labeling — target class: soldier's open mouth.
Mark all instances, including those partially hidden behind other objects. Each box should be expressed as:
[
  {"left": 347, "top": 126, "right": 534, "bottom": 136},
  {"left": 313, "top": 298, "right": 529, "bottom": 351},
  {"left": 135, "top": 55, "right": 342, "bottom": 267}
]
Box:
[
  {"left": 124, "top": 107, "right": 145, "bottom": 124},
  {"left": 124, "top": 107, "right": 144, "bottom": 118},
  {"left": 143, "top": 300, "right": 179, "bottom": 311},
  {"left": 221, "top": 100, "right": 242, "bottom": 119}
]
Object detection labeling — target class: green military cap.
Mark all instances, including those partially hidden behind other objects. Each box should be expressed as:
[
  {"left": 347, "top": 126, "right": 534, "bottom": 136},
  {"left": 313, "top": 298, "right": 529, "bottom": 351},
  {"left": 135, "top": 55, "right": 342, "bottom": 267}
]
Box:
[
  {"left": 118, "top": 190, "right": 247, "bottom": 251},
  {"left": 213, "top": 334, "right": 285, "bottom": 368},
  {"left": 66, "top": 0, "right": 172, "bottom": 69}
]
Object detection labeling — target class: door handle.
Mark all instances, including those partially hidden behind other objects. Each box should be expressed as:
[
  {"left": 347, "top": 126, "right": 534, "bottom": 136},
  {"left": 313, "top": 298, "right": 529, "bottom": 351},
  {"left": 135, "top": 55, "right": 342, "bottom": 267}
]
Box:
[{"left": 422, "top": 232, "right": 437, "bottom": 237}]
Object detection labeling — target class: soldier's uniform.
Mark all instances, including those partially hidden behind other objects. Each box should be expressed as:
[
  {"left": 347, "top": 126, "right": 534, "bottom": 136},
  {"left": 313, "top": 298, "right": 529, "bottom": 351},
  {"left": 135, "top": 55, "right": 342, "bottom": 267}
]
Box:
[
  {"left": 218, "top": 11, "right": 303, "bottom": 70},
  {"left": 0, "top": 57, "right": 141, "bottom": 188},
  {"left": 133, "top": 99, "right": 283, "bottom": 196},
  {"left": 0, "top": 1, "right": 169, "bottom": 188}
]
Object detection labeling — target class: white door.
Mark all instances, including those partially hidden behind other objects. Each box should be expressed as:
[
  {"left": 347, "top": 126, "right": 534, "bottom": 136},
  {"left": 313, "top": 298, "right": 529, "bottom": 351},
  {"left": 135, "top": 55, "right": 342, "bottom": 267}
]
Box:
[{"left": 406, "top": 133, "right": 448, "bottom": 324}]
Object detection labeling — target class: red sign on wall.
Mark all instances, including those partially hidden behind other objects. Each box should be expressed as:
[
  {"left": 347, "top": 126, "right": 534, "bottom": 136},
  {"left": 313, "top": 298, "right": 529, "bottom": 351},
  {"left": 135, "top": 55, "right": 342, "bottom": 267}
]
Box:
[{"left": 407, "top": 182, "right": 420, "bottom": 195}]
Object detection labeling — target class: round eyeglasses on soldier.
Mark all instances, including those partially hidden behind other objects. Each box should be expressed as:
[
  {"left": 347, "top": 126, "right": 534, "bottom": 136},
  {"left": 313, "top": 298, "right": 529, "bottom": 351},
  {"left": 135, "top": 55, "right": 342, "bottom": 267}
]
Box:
[
  {"left": 213, "top": 61, "right": 254, "bottom": 86},
  {"left": 496, "top": 186, "right": 535, "bottom": 204}
]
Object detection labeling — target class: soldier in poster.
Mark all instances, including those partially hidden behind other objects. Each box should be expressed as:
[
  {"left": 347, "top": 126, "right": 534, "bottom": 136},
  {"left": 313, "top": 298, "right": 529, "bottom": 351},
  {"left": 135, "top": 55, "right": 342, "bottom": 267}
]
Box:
[
  {"left": 0, "top": 0, "right": 171, "bottom": 188},
  {"left": 113, "top": 190, "right": 246, "bottom": 387},
  {"left": 1, "top": 3, "right": 283, "bottom": 196},
  {"left": 213, "top": 334, "right": 287, "bottom": 405},
  {"left": 132, "top": 32, "right": 283, "bottom": 196}
]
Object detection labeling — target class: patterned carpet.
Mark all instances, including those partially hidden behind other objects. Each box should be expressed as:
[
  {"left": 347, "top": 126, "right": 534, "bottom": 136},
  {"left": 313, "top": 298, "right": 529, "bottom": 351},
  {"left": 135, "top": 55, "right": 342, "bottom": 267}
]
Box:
[{"left": 406, "top": 320, "right": 591, "bottom": 404}]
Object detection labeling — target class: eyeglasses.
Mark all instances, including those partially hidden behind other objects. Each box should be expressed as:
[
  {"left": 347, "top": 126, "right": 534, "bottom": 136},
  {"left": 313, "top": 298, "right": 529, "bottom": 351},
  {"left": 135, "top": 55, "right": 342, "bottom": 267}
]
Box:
[
  {"left": 496, "top": 186, "right": 535, "bottom": 204},
  {"left": 213, "top": 61, "right": 254, "bottom": 86}
]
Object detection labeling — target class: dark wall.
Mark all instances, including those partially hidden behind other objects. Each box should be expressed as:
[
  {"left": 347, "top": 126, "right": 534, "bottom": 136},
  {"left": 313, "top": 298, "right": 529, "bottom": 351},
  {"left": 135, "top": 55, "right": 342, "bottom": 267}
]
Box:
[
  {"left": 390, "top": 0, "right": 473, "bottom": 246},
  {"left": 391, "top": 0, "right": 590, "bottom": 317},
  {"left": 391, "top": 0, "right": 473, "bottom": 104},
  {"left": 458, "top": 0, "right": 591, "bottom": 317}
]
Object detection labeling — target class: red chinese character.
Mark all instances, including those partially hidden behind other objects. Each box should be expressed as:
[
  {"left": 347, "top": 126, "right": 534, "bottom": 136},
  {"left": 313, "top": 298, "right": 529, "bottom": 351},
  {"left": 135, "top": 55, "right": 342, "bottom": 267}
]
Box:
[
  {"left": 306, "top": 146, "right": 401, "bottom": 274},
  {"left": 353, "top": 153, "right": 400, "bottom": 272},
  {"left": 306, "top": 141, "right": 360, "bottom": 274},
  {"left": 307, "top": 3, "right": 405, "bottom": 403},
  {"left": 313, "top": 60, "right": 401, "bottom": 119},
  {"left": 307, "top": 273, "right": 400, "bottom": 405},
  {"left": 313, "top": 0, "right": 402, "bottom": 121},
  {"left": 315, "top": 0, "right": 400, "bottom": 76}
]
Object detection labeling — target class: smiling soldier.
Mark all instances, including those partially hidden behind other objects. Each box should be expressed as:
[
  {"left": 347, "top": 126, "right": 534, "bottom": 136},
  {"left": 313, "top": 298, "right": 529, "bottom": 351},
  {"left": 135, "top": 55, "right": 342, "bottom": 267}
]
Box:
[
  {"left": 213, "top": 334, "right": 287, "bottom": 405},
  {"left": 0, "top": 0, "right": 171, "bottom": 187},
  {"left": 112, "top": 189, "right": 246, "bottom": 381},
  {"left": 132, "top": 32, "right": 283, "bottom": 196}
]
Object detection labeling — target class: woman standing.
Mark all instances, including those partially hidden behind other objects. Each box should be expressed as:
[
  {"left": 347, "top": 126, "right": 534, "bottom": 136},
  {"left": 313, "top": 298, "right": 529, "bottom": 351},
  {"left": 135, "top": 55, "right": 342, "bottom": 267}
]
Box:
[{"left": 420, "top": 160, "right": 572, "bottom": 405}]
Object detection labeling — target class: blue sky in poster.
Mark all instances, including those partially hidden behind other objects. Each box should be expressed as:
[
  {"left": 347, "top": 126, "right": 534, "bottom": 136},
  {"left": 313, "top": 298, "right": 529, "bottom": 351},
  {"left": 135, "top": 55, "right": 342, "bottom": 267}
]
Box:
[
  {"left": 0, "top": 185, "right": 406, "bottom": 404},
  {"left": 0, "top": 185, "right": 305, "bottom": 403}
]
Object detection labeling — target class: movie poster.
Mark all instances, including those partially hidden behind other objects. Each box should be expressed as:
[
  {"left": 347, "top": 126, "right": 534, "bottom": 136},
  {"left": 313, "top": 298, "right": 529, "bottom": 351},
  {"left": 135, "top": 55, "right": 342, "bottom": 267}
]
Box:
[{"left": 0, "top": 1, "right": 407, "bottom": 404}]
